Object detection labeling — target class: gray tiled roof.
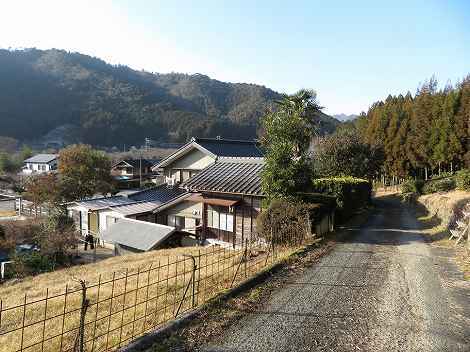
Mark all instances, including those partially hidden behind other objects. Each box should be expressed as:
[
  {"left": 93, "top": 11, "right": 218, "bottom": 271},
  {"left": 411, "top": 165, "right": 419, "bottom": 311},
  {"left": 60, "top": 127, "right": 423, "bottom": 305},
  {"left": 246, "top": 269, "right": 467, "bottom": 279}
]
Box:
[
  {"left": 24, "top": 154, "right": 58, "bottom": 163},
  {"left": 183, "top": 160, "right": 265, "bottom": 196},
  {"left": 195, "top": 138, "right": 264, "bottom": 158},
  {"left": 101, "top": 219, "right": 175, "bottom": 251},
  {"left": 154, "top": 138, "right": 264, "bottom": 169},
  {"left": 75, "top": 196, "right": 134, "bottom": 210},
  {"left": 110, "top": 201, "right": 161, "bottom": 216},
  {"left": 128, "top": 185, "right": 187, "bottom": 202},
  {"left": 70, "top": 186, "right": 187, "bottom": 213},
  {"left": 113, "top": 159, "right": 155, "bottom": 169}
]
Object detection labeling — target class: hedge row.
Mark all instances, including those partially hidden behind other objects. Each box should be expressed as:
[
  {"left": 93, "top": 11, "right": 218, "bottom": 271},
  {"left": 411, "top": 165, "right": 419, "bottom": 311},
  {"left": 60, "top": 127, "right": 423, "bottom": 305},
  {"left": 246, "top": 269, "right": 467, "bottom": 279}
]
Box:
[
  {"left": 422, "top": 177, "right": 456, "bottom": 194},
  {"left": 400, "top": 169, "right": 470, "bottom": 196},
  {"left": 401, "top": 179, "right": 425, "bottom": 194},
  {"left": 310, "top": 177, "right": 372, "bottom": 222}
]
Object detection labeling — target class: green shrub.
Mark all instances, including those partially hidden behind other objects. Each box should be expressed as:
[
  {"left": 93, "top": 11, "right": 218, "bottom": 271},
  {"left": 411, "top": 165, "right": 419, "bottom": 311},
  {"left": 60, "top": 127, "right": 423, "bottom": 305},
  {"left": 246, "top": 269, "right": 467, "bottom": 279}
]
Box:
[
  {"left": 429, "top": 171, "right": 453, "bottom": 180},
  {"left": 422, "top": 178, "right": 456, "bottom": 194},
  {"left": 297, "top": 192, "right": 337, "bottom": 212},
  {"left": 11, "top": 252, "right": 56, "bottom": 277},
  {"left": 401, "top": 179, "right": 425, "bottom": 194},
  {"left": 400, "top": 192, "right": 417, "bottom": 204},
  {"left": 456, "top": 169, "right": 470, "bottom": 191},
  {"left": 310, "top": 177, "right": 371, "bottom": 222},
  {"left": 22, "top": 252, "right": 56, "bottom": 273}
]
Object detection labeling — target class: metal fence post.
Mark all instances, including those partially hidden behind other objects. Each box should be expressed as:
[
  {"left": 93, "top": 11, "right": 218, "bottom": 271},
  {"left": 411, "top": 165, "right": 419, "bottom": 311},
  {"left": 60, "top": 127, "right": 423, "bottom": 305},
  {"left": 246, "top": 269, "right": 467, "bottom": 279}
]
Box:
[
  {"left": 196, "top": 250, "right": 201, "bottom": 306},
  {"left": 192, "top": 258, "right": 196, "bottom": 308},
  {"left": 175, "top": 255, "right": 196, "bottom": 317},
  {"left": 74, "top": 280, "right": 89, "bottom": 352},
  {"left": 244, "top": 239, "right": 248, "bottom": 278}
]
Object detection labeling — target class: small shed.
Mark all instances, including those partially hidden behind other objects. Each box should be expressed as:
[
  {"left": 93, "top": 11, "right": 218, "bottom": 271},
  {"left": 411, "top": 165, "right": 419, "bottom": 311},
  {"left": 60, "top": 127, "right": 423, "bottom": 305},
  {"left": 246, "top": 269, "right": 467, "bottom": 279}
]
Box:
[{"left": 100, "top": 218, "right": 176, "bottom": 255}]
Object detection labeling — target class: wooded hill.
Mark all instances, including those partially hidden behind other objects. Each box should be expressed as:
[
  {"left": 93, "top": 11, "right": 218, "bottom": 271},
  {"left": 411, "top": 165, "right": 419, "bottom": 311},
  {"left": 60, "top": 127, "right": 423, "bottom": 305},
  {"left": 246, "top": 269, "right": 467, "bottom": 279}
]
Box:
[
  {"left": 355, "top": 76, "right": 470, "bottom": 179},
  {"left": 0, "top": 48, "right": 338, "bottom": 147}
]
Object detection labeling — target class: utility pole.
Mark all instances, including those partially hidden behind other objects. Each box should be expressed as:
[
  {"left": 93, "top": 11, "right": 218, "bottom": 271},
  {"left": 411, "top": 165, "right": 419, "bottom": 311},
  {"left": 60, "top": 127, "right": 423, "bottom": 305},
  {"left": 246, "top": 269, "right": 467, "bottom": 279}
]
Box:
[{"left": 139, "top": 150, "right": 142, "bottom": 188}]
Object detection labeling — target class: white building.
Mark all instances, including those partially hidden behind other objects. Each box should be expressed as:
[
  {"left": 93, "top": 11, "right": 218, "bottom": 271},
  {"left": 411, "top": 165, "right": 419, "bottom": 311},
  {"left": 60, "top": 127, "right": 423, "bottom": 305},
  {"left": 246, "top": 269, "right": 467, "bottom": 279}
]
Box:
[{"left": 23, "top": 154, "right": 58, "bottom": 174}]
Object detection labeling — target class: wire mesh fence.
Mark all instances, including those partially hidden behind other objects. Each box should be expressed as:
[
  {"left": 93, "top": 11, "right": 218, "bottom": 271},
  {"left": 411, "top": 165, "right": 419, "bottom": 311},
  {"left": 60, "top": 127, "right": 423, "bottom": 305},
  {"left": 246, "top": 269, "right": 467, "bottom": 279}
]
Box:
[{"left": 0, "top": 224, "right": 317, "bottom": 352}]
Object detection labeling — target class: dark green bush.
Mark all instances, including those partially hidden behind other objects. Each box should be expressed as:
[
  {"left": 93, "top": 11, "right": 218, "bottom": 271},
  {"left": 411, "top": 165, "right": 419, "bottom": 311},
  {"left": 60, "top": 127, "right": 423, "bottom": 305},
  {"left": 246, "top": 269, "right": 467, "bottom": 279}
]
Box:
[
  {"left": 11, "top": 252, "right": 56, "bottom": 277},
  {"left": 22, "top": 252, "right": 56, "bottom": 273},
  {"left": 422, "top": 178, "right": 456, "bottom": 194},
  {"left": 310, "top": 177, "right": 371, "bottom": 222},
  {"left": 400, "top": 192, "right": 417, "bottom": 204},
  {"left": 401, "top": 179, "right": 425, "bottom": 194},
  {"left": 456, "top": 169, "right": 470, "bottom": 191},
  {"left": 297, "top": 192, "right": 337, "bottom": 213}
]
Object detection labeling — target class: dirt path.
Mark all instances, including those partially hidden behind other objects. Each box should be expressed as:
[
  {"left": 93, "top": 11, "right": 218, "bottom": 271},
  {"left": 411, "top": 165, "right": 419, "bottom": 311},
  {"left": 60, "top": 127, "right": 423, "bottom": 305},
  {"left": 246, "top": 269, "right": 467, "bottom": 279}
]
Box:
[{"left": 200, "top": 196, "right": 470, "bottom": 351}]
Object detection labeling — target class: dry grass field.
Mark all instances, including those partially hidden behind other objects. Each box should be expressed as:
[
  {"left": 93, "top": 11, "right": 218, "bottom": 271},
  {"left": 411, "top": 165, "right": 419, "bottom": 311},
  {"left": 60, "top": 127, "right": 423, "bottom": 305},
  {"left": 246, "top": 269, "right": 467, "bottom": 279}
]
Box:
[{"left": 0, "top": 242, "right": 292, "bottom": 352}]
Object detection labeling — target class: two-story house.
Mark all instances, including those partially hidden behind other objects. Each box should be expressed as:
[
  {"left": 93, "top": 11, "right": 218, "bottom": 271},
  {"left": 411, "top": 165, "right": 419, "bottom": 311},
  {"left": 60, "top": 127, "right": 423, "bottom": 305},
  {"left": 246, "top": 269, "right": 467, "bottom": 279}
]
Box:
[
  {"left": 153, "top": 137, "right": 263, "bottom": 185},
  {"left": 151, "top": 138, "right": 265, "bottom": 245},
  {"left": 22, "top": 154, "right": 59, "bottom": 174},
  {"left": 111, "top": 159, "right": 155, "bottom": 181},
  {"left": 154, "top": 158, "right": 264, "bottom": 246}
]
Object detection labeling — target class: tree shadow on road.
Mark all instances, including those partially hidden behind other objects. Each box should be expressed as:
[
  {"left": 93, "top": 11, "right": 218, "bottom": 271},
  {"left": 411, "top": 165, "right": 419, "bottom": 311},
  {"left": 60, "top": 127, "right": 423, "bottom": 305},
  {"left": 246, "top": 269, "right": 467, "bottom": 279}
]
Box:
[{"left": 335, "top": 193, "right": 436, "bottom": 247}]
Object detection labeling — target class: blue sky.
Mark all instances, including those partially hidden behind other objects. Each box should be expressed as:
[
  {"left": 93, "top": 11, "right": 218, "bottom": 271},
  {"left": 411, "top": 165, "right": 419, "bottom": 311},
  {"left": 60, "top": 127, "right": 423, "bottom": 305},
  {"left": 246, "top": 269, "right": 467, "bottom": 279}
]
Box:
[{"left": 1, "top": 0, "right": 469, "bottom": 114}]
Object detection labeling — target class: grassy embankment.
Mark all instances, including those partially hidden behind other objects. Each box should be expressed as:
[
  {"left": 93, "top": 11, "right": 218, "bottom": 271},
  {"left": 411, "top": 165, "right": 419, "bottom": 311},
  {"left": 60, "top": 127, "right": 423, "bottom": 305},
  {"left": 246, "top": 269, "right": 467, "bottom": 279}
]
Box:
[{"left": 414, "top": 190, "right": 470, "bottom": 280}]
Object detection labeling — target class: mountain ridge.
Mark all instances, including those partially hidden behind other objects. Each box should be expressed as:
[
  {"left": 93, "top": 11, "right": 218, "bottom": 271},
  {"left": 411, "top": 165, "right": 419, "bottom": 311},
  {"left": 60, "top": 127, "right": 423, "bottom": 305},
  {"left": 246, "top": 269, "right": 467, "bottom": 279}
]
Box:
[
  {"left": 0, "top": 48, "right": 339, "bottom": 147},
  {"left": 332, "top": 113, "right": 358, "bottom": 122}
]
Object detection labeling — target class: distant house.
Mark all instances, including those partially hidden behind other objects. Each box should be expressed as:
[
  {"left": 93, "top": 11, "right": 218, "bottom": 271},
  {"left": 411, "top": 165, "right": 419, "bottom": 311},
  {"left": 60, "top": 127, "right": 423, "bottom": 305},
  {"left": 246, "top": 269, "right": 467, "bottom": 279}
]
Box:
[
  {"left": 153, "top": 137, "right": 263, "bottom": 185},
  {"left": 111, "top": 159, "right": 157, "bottom": 187},
  {"left": 23, "top": 154, "right": 58, "bottom": 174}
]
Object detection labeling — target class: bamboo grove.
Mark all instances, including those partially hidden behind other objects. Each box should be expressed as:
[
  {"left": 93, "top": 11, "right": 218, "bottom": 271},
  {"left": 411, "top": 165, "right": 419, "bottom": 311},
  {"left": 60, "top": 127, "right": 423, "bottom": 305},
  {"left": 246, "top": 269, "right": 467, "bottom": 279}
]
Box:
[{"left": 357, "top": 76, "right": 469, "bottom": 180}]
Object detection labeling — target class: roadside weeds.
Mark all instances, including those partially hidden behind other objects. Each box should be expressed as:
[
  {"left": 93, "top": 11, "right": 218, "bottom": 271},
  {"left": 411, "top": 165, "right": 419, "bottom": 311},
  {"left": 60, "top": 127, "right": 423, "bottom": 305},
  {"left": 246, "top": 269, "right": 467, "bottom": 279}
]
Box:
[{"left": 413, "top": 203, "right": 470, "bottom": 281}]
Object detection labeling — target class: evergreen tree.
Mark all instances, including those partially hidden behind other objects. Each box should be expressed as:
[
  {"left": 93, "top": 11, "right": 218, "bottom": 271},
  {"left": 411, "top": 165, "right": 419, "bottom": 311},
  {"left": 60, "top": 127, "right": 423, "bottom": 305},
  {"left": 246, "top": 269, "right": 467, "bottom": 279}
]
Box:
[
  {"left": 455, "top": 76, "right": 470, "bottom": 167},
  {"left": 359, "top": 76, "right": 469, "bottom": 180},
  {"left": 261, "top": 90, "right": 322, "bottom": 201}
]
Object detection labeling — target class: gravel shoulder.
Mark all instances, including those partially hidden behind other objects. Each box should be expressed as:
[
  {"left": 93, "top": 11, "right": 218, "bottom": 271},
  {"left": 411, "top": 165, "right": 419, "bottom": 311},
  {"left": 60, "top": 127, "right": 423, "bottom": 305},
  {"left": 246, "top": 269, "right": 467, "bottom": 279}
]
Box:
[{"left": 199, "top": 195, "right": 470, "bottom": 352}]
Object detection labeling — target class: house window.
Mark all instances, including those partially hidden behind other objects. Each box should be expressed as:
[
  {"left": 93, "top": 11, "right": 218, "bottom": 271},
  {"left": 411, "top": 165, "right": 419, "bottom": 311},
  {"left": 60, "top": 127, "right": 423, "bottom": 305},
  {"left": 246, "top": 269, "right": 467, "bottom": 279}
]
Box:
[
  {"left": 168, "top": 215, "right": 185, "bottom": 229},
  {"left": 41, "top": 165, "right": 46, "bottom": 171},
  {"left": 182, "top": 170, "right": 191, "bottom": 181},
  {"left": 208, "top": 209, "right": 233, "bottom": 232}
]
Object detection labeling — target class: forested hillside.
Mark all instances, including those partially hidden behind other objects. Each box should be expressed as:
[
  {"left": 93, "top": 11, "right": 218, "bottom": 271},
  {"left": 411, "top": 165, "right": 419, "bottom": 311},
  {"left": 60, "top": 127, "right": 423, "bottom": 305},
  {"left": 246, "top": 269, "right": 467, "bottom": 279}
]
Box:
[
  {"left": 0, "top": 48, "right": 338, "bottom": 147},
  {"left": 356, "top": 76, "right": 469, "bottom": 179}
]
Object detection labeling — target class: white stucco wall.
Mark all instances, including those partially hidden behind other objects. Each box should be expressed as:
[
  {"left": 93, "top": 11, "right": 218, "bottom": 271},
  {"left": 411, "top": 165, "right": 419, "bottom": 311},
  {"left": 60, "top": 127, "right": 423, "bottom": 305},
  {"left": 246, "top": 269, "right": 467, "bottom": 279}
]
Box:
[
  {"left": 163, "top": 200, "right": 203, "bottom": 219},
  {"left": 99, "top": 210, "right": 125, "bottom": 233},
  {"left": 67, "top": 205, "right": 89, "bottom": 235},
  {"left": 165, "top": 148, "right": 215, "bottom": 174},
  {"left": 23, "top": 160, "right": 57, "bottom": 174}
]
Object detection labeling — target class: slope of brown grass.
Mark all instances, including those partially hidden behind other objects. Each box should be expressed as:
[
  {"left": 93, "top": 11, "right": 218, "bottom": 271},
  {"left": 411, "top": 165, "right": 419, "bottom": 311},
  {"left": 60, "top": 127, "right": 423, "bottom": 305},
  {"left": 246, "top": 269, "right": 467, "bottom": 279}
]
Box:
[
  {"left": 0, "top": 243, "right": 280, "bottom": 352},
  {"left": 0, "top": 246, "right": 202, "bottom": 306},
  {"left": 416, "top": 190, "right": 470, "bottom": 280}
]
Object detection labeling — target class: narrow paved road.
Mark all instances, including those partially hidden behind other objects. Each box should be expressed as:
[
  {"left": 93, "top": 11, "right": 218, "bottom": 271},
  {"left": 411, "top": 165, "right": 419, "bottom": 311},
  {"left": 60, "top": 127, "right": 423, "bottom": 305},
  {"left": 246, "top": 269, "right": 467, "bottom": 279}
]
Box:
[{"left": 202, "top": 196, "right": 470, "bottom": 351}]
